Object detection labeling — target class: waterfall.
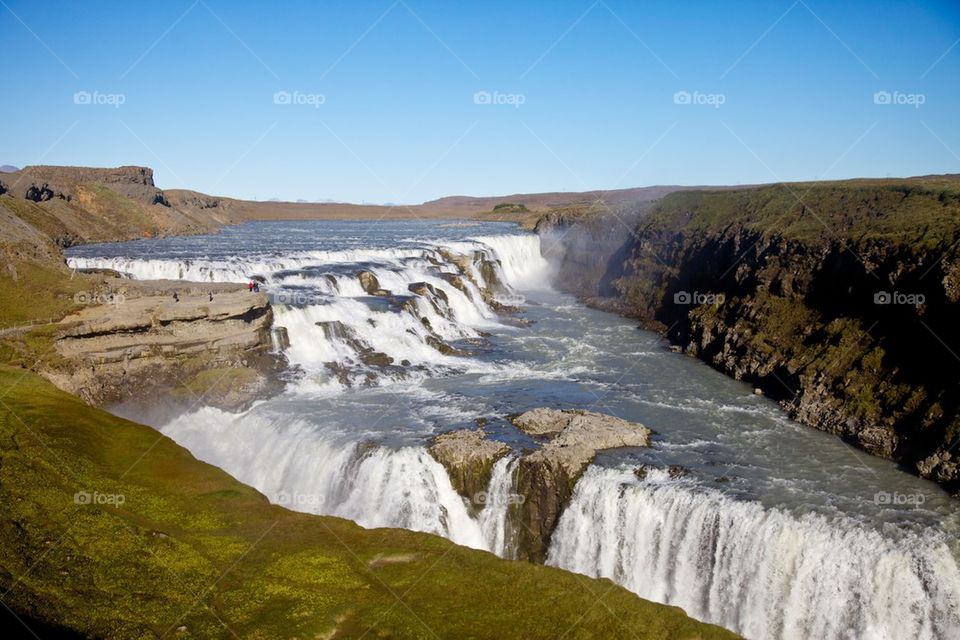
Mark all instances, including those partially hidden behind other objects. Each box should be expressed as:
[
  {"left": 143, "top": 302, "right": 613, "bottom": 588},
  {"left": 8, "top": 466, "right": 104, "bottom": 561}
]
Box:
[
  {"left": 66, "top": 247, "right": 426, "bottom": 282},
  {"left": 471, "top": 234, "right": 553, "bottom": 290},
  {"left": 82, "top": 222, "right": 960, "bottom": 640},
  {"left": 478, "top": 456, "right": 521, "bottom": 558},
  {"left": 160, "top": 403, "right": 960, "bottom": 640},
  {"left": 160, "top": 407, "right": 490, "bottom": 550},
  {"left": 71, "top": 234, "right": 548, "bottom": 389},
  {"left": 546, "top": 466, "right": 960, "bottom": 640}
]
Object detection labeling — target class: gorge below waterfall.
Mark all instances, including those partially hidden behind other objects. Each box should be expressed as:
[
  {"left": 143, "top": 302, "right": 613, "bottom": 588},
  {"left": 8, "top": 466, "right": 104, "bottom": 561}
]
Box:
[{"left": 67, "top": 220, "right": 960, "bottom": 640}]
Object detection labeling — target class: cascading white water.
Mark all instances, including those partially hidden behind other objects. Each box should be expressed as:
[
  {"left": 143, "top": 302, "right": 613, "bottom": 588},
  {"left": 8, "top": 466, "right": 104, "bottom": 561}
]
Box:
[
  {"left": 70, "top": 234, "right": 547, "bottom": 389},
  {"left": 471, "top": 235, "right": 553, "bottom": 290},
  {"left": 67, "top": 247, "right": 426, "bottom": 282},
  {"left": 160, "top": 407, "right": 491, "bottom": 550},
  {"left": 477, "top": 457, "right": 520, "bottom": 558},
  {"left": 160, "top": 401, "right": 960, "bottom": 640},
  {"left": 546, "top": 466, "right": 960, "bottom": 640}
]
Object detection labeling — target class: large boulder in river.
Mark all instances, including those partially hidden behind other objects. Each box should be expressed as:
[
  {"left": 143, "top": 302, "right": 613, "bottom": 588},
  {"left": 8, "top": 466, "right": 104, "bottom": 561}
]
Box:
[
  {"left": 510, "top": 409, "right": 651, "bottom": 562},
  {"left": 427, "top": 408, "right": 650, "bottom": 562},
  {"left": 408, "top": 281, "right": 448, "bottom": 303},
  {"left": 357, "top": 270, "right": 381, "bottom": 294},
  {"left": 429, "top": 429, "right": 510, "bottom": 512}
]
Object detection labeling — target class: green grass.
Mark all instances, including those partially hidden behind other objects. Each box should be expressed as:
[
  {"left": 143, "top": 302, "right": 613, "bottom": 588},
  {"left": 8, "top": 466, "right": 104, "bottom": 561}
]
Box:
[
  {"left": 492, "top": 203, "right": 530, "bottom": 213},
  {"left": 0, "top": 262, "right": 87, "bottom": 330},
  {"left": 645, "top": 178, "right": 960, "bottom": 246},
  {"left": 0, "top": 367, "right": 738, "bottom": 639}
]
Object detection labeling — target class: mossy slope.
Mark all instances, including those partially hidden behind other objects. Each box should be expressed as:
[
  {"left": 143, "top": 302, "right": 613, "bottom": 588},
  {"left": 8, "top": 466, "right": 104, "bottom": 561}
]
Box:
[{"left": 0, "top": 367, "right": 737, "bottom": 639}]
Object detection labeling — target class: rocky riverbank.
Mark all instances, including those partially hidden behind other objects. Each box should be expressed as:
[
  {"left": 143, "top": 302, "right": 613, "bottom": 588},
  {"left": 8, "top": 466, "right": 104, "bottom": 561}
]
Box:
[{"left": 540, "top": 177, "right": 960, "bottom": 493}]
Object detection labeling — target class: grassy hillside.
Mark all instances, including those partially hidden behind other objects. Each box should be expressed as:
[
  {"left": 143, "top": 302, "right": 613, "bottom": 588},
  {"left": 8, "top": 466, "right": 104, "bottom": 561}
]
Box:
[
  {"left": 644, "top": 177, "right": 960, "bottom": 246},
  {"left": 0, "top": 367, "right": 736, "bottom": 639}
]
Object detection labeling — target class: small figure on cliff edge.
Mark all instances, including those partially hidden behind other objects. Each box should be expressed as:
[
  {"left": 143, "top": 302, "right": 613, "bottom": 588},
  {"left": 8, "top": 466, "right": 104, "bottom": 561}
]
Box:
[
  {"left": 248, "top": 281, "right": 254, "bottom": 292},
  {"left": 209, "top": 291, "right": 214, "bottom": 302},
  {"left": 173, "top": 292, "right": 180, "bottom": 303}
]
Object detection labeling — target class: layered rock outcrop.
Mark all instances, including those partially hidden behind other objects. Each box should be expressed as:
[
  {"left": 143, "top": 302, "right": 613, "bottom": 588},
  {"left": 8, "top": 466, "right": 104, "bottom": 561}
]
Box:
[
  {"left": 0, "top": 167, "right": 245, "bottom": 247},
  {"left": 45, "top": 280, "right": 281, "bottom": 409}
]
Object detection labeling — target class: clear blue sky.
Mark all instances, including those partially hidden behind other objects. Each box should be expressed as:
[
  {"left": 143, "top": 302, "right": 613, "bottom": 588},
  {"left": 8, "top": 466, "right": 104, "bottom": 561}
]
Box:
[{"left": 2, "top": 0, "right": 958, "bottom": 203}]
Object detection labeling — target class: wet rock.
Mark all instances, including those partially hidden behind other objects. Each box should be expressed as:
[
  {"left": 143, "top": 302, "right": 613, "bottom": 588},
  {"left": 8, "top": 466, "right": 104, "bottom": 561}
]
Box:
[
  {"left": 317, "top": 320, "right": 352, "bottom": 342},
  {"left": 426, "top": 335, "right": 471, "bottom": 357},
  {"left": 634, "top": 464, "right": 688, "bottom": 481},
  {"left": 439, "top": 273, "right": 472, "bottom": 296},
  {"left": 317, "top": 321, "right": 394, "bottom": 371},
  {"left": 478, "top": 258, "right": 503, "bottom": 291},
  {"left": 509, "top": 408, "right": 651, "bottom": 562},
  {"left": 511, "top": 408, "right": 569, "bottom": 436},
  {"left": 438, "top": 249, "right": 476, "bottom": 282},
  {"left": 357, "top": 270, "right": 381, "bottom": 294},
  {"left": 359, "top": 350, "right": 394, "bottom": 367},
  {"left": 408, "top": 281, "right": 449, "bottom": 303},
  {"left": 273, "top": 326, "right": 290, "bottom": 350},
  {"left": 407, "top": 281, "right": 451, "bottom": 317},
  {"left": 667, "top": 464, "right": 689, "bottom": 478},
  {"left": 428, "top": 429, "right": 511, "bottom": 510}
]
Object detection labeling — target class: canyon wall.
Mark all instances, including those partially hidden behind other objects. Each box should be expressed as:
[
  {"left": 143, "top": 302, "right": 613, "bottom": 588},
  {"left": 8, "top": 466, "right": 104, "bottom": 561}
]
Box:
[{"left": 543, "top": 178, "right": 960, "bottom": 493}]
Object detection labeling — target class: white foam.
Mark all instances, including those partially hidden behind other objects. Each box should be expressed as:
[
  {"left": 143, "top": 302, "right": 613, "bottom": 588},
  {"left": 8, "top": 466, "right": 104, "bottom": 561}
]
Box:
[{"left": 547, "top": 466, "right": 960, "bottom": 640}]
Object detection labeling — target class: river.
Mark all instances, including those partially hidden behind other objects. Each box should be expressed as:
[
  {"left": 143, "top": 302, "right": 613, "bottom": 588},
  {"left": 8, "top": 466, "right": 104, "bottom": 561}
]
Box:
[{"left": 66, "top": 219, "right": 960, "bottom": 640}]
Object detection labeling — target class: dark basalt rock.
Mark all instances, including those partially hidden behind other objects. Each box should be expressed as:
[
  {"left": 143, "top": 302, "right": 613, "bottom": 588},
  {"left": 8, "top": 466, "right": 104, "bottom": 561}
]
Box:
[{"left": 25, "top": 183, "right": 55, "bottom": 202}]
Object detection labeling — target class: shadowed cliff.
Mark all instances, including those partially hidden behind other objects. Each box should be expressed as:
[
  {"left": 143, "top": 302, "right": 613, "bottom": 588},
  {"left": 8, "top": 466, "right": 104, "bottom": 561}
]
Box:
[{"left": 541, "top": 175, "right": 960, "bottom": 493}]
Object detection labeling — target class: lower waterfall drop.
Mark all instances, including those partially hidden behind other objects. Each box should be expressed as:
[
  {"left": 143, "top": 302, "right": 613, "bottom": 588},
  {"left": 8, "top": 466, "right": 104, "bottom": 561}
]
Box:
[{"left": 546, "top": 466, "right": 960, "bottom": 640}]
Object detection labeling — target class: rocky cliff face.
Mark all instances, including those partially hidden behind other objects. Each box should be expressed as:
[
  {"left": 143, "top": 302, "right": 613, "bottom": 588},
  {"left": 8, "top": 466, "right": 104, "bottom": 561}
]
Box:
[
  {"left": 0, "top": 189, "right": 283, "bottom": 411},
  {"left": 44, "top": 280, "right": 282, "bottom": 410},
  {"left": 0, "top": 165, "right": 164, "bottom": 205},
  {"left": 543, "top": 179, "right": 960, "bottom": 493},
  {"left": 0, "top": 166, "right": 244, "bottom": 247}
]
